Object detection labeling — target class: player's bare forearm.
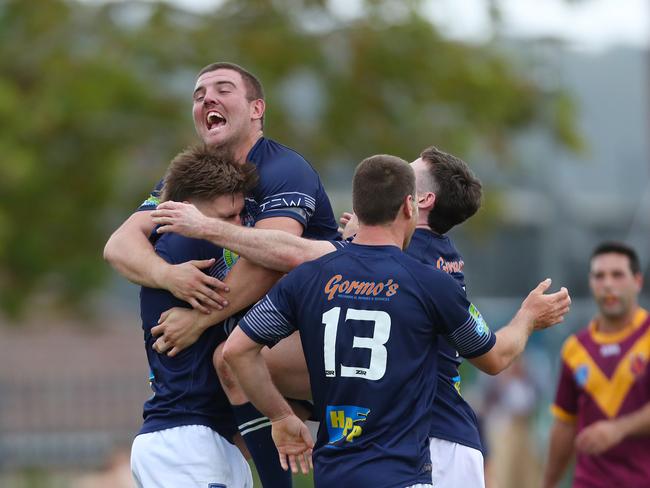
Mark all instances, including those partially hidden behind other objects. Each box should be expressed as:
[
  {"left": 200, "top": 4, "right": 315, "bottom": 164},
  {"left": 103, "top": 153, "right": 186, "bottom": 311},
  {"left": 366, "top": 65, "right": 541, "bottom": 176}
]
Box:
[
  {"left": 103, "top": 211, "right": 168, "bottom": 287},
  {"left": 542, "top": 419, "right": 576, "bottom": 488},
  {"left": 575, "top": 402, "right": 650, "bottom": 455},
  {"left": 153, "top": 202, "right": 334, "bottom": 271},
  {"left": 469, "top": 279, "right": 570, "bottom": 375},
  {"left": 223, "top": 328, "right": 314, "bottom": 474},
  {"left": 223, "top": 328, "right": 294, "bottom": 421},
  {"left": 614, "top": 401, "right": 650, "bottom": 437},
  {"left": 468, "top": 309, "right": 533, "bottom": 375},
  {"left": 201, "top": 221, "right": 335, "bottom": 272},
  {"left": 152, "top": 257, "right": 283, "bottom": 355},
  {"left": 105, "top": 211, "right": 228, "bottom": 312}
]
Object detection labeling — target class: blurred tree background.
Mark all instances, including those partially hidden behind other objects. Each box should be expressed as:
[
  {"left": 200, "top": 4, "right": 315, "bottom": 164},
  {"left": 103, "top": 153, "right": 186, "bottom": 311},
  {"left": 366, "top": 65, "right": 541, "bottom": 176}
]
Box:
[{"left": 0, "top": 0, "right": 581, "bottom": 318}]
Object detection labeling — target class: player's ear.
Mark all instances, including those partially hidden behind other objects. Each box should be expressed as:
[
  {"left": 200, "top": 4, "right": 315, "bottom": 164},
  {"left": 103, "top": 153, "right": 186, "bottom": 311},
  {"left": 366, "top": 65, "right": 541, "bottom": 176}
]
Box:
[
  {"left": 634, "top": 272, "right": 643, "bottom": 292},
  {"left": 417, "top": 192, "right": 435, "bottom": 211},
  {"left": 250, "top": 98, "right": 265, "bottom": 121},
  {"left": 403, "top": 194, "right": 415, "bottom": 220}
]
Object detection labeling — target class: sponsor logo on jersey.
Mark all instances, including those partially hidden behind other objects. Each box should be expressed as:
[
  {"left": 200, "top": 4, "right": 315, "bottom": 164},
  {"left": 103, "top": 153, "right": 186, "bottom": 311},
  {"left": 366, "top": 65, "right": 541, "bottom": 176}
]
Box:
[
  {"left": 435, "top": 256, "right": 464, "bottom": 274},
  {"left": 223, "top": 248, "right": 239, "bottom": 270},
  {"left": 600, "top": 343, "right": 621, "bottom": 357},
  {"left": 325, "top": 405, "right": 370, "bottom": 447},
  {"left": 469, "top": 303, "right": 489, "bottom": 336},
  {"left": 575, "top": 364, "right": 589, "bottom": 387},
  {"left": 324, "top": 274, "right": 399, "bottom": 302}
]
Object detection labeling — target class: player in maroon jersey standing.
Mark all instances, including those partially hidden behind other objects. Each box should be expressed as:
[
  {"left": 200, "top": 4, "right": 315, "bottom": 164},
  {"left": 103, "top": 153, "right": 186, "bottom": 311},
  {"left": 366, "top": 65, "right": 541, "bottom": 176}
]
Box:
[{"left": 543, "top": 242, "right": 650, "bottom": 488}]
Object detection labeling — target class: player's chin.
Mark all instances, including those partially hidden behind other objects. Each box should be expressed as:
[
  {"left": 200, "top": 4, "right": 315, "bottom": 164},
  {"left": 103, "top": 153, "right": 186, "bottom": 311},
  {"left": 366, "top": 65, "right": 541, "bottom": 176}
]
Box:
[{"left": 202, "top": 129, "right": 229, "bottom": 147}]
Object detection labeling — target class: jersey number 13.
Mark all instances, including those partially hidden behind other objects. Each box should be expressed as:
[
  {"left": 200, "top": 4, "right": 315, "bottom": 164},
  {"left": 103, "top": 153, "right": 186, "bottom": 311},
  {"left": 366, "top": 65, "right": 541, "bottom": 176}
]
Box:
[{"left": 322, "top": 307, "right": 391, "bottom": 381}]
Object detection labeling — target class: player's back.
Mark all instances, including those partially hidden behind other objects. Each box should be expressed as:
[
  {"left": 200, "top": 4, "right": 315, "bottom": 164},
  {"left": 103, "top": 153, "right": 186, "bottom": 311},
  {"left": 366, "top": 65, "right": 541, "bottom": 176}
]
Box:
[
  {"left": 280, "top": 243, "right": 472, "bottom": 487},
  {"left": 406, "top": 228, "right": 483, "bottom": 452},
  {"left": 138, "top": 232, "right": 236, "bottom": 441}
]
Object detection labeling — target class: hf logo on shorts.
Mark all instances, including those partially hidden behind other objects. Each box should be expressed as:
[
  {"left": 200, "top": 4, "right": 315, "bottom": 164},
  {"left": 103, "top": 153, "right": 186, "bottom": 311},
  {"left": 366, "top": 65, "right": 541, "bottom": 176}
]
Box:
[{"left": 325, "top": 405, "right": 370, "bottom": 447}]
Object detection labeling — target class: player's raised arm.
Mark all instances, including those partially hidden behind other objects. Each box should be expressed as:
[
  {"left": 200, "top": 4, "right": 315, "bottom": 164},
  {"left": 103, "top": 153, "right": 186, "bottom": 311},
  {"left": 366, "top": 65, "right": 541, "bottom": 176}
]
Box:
[
  {"left": 152, "top": 200, "right": 337, "bottom": 272},
  {"left": 466, "top": 279, "right": 571, "bottom": 375}
]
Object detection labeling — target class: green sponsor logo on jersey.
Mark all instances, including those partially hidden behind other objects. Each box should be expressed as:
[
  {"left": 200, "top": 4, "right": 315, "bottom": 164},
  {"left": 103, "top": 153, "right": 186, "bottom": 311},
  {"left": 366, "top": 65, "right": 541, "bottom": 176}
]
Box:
[
  {"left": 469, "top": 303, "right": 489, "bottom": 337},
  {"left": 223, "top": 248, "right": 239, "bottom": 269}
]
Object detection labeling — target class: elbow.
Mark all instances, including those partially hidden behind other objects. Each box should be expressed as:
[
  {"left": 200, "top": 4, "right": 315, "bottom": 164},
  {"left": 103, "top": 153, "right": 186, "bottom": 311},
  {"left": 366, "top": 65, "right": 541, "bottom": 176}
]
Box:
[
  {"left": 221, "top": 338, "right": 239, "bottom": 368},
  {"left": 285, "top": 253, "right": 306, "bottom": 272},
  {"left": 482, "top": 363, "right": 502, "bottom": 376},
  {"left": 103, "top": 234, "right": 118, "bottom": 265},
  {"left": 477, "top": 356, "right": 509, "bottom": 376}
]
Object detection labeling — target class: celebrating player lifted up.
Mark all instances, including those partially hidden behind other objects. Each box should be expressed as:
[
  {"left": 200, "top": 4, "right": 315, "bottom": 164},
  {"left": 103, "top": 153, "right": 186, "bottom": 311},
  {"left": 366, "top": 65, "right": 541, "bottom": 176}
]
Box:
[{"left": 104, "top": 62, "right": 339, "bottom": 487}]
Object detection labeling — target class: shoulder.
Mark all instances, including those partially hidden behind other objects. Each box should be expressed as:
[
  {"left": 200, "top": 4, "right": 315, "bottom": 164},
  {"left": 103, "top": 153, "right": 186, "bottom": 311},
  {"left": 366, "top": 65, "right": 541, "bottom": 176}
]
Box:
[
  {"left": 253, "top": 138, "right": 317, "bottom": 177},
  {"left": 560, "top": 329, "right": 588, "bottom": 361},
  {"left": 398, "top": 252, "right": 455, "bottom": 283}
]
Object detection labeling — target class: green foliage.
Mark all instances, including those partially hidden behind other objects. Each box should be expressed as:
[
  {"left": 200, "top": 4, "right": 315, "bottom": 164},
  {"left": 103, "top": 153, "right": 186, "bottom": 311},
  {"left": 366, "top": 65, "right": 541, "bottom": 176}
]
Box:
[{"left": 0, "top": 0, "right": 580, "bottom": 317}]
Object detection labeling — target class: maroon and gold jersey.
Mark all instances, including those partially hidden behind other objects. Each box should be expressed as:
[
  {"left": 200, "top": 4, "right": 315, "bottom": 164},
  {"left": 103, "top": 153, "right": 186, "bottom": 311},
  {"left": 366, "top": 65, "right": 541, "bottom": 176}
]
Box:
[{"left": 552, "top": 308, "right": 650, "bottom": 488}]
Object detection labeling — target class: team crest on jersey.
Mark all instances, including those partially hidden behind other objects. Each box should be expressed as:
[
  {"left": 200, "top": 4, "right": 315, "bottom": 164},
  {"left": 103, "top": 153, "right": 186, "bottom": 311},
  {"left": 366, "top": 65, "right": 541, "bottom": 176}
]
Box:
[
  {"left": 325, "top": 405, "right": 370, "bottom": 447},
  {"left": 469, "top": 303, "right": 489, "bottom": 337},
  {"left": 630, "top": 353, "right": 647, "bottom": 378},
  {"left": 222, "top": 248, "right": 239, "bottom": 270},
  {"left": 575, "top": 364, "right": 589, "bottom": 387},
  {"left": 140, "top": 194, "right": 160, "bottom": 208}
]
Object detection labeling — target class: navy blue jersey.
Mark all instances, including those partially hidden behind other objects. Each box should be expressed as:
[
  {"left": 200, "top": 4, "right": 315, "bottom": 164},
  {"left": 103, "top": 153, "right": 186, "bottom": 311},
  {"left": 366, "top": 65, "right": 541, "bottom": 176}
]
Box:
[
  {"left": 138, "top": 137, "right": 339, "bottom": 240},
  {"left": 239, "top": 243, "right": 495, "bottom": 488},
  {"left": 138, "top": 232, "right": 238, "bottom": 441},
  {"left": 407, "top": 228, "right": 484, "bottom": 452}
]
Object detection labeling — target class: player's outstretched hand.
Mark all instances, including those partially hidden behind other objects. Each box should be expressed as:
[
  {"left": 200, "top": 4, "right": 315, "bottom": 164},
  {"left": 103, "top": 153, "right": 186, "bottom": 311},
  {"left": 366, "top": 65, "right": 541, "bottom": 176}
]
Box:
[
  {"left": 161, "top": 260, "right": 229, "bottom": 313},
  {"left": 151, "top": 307, "right": 204, "bottom": 357},
  {"left": 521, "top": 279, "right": 571, "bottom": 330},
  {"left": 271, "top": 414, "right": 314, "bottom": 475},
  {"left": 152, "top": 201, "right": 212, "bottom": 239},
  {"left": 575, "top": 419, "right": 623, "bottom": 454}
]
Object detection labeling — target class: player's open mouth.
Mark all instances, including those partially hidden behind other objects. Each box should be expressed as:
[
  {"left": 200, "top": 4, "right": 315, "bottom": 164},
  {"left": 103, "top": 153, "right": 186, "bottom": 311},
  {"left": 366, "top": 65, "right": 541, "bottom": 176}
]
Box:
[
  {"left": 206, "top": 111, "right": 226, "bottom": 130},
  {"left": 603, "top": 296, "right": 619, "bottom": 306}
]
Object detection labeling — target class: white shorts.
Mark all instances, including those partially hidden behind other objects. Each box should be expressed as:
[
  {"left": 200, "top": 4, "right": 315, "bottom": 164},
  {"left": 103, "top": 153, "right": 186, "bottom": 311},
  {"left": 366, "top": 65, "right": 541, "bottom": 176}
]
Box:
[
  {"left": 429, "top": 437, "right": 485, "bottom": 488},
  {"left": 131, "top": 425, "right": 253, "bottom": 488}
]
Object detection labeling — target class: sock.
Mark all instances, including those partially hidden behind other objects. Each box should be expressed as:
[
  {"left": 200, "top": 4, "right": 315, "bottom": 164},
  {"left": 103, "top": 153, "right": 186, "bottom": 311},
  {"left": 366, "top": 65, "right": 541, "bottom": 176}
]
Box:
[{"left": 232, "top": 402, "right": 293, "bottom": 488}]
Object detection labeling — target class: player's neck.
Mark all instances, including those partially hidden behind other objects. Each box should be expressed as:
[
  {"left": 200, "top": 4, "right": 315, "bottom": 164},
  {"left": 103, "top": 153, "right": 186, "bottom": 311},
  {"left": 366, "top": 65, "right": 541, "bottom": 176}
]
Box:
[
  {"left": 596, "top": 306, "right": 639, "bottom": 334},
  {"left": 233, "top": 130, "right": 263, "bottom": 164},
  {"left": 354, "top": 225, "right": 404, "bottom": 249}
]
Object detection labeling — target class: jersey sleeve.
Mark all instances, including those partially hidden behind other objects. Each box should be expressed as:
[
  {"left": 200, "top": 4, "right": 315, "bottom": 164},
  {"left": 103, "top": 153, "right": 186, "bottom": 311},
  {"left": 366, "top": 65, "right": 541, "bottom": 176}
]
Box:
[
  {"left": 238, "top": 275, "right": 298, "bottom": 347},
  {"left": 253, "top": 156, "right": 319, "bottom": 228},
  {"left": 550, "top": 340, "right": 579, "bottom": 423},
  {"left": 423, "top": 270, "right": 496, "bottom": 358},
  {"left": 136, "top": 179, "right": 163, "bottom": 212}
]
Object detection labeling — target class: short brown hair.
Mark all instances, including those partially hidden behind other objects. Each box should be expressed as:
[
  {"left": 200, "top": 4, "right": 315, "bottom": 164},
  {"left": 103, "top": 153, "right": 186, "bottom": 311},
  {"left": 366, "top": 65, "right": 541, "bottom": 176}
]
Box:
[
  {"left": 353, "top": 154, "right": 415, "bottom": 226},
  {"left": 162, "top": 145, "right": 258, "bottom": 202},
  {"left": 591, "top": 241, "right": 641, "bottom": 275},
  {"left": 420, "top": 146, "right": 482, "bottom": 234},
  {"left": 198, "top": 62, "right": 264, "bottom": 102}
]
